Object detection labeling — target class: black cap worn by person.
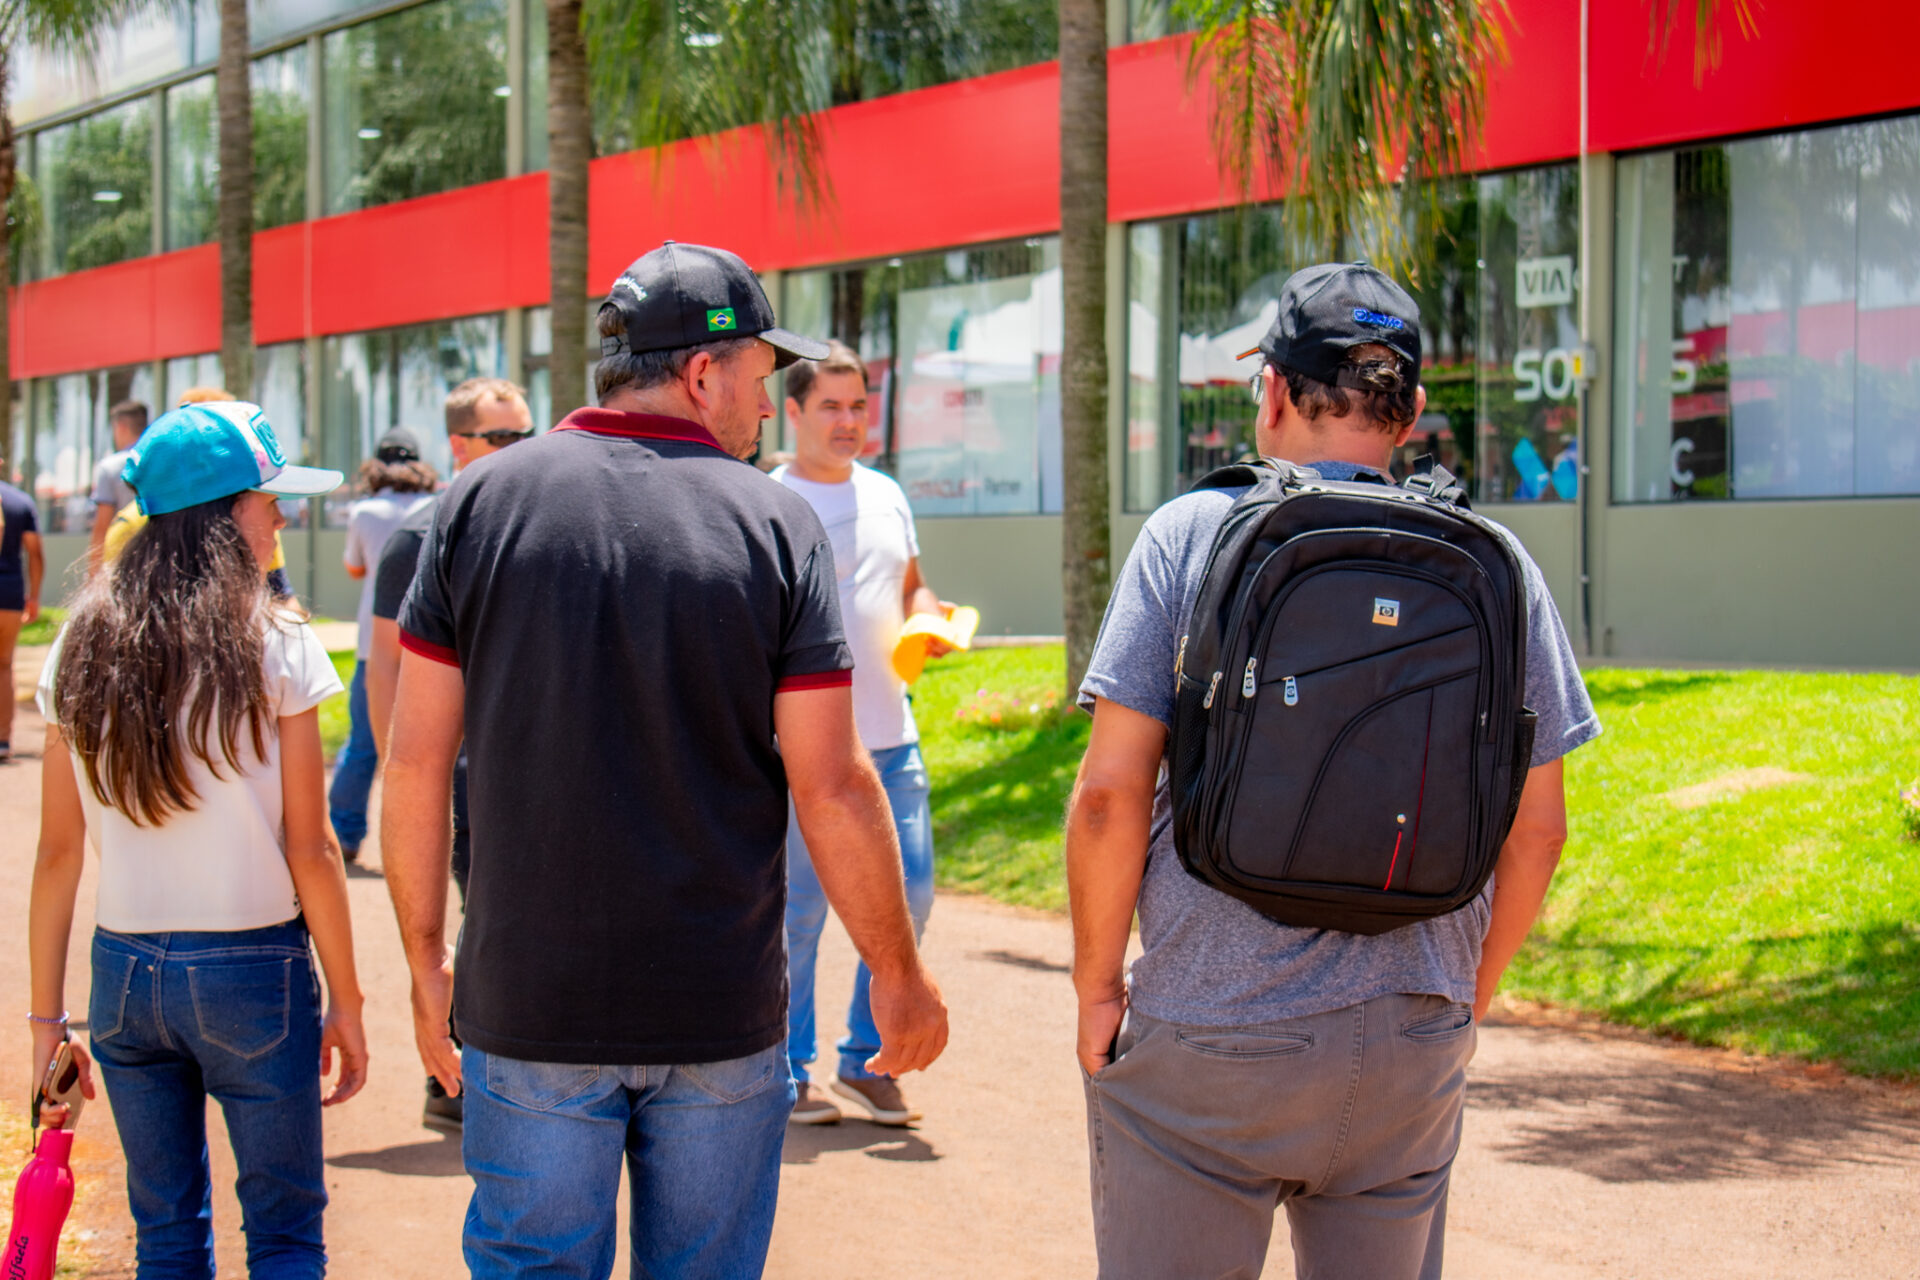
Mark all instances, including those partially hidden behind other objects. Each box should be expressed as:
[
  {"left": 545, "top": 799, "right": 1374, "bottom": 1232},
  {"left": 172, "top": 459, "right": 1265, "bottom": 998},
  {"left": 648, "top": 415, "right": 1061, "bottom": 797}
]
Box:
[
  {"left": 1238, "top": 261, "right": 1422, "bottom": 387},
  {"left": 375, "top": 427, "right": 423, "bottom": 463},
  {"left": 599, "top": 241, "right": 830, "bottom": 371}
]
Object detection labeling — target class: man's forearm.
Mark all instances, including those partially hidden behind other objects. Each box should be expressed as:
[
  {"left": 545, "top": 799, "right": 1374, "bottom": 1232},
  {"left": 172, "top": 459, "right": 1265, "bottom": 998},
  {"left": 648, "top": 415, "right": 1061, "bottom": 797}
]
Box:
[
  {"left": 381, "top": 758, "right": 454, "bottom": 968},
  {"left": 1065, "top": 776, "right": 1153, "bottom": 1000},
  {"left": 1474, "top": 834, "right": 1563, "bottom": 1008},
  {"left": 794, "top": 765, "right": 921, "bottom": 980}
]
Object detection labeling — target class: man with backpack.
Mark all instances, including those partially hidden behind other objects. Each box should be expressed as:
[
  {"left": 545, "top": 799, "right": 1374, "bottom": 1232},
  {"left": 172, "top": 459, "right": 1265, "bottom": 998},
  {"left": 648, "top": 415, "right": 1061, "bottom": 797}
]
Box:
[{"left": 1066, "top": 262, "right": 1599, "bottom": 1280}]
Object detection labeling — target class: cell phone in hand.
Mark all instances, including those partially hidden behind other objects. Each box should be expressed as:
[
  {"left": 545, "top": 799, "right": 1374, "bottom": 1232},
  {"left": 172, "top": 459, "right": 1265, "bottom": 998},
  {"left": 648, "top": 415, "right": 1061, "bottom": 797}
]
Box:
[{"left": 36, "top": 1040, "right": 85, "bottom": 1132}]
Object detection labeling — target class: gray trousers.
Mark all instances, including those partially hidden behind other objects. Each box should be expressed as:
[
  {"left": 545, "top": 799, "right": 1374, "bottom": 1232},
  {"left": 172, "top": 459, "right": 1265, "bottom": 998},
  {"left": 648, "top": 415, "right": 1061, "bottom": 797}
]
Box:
[{"left": 1083, "top": 995, "right": 1476, "bottom": 1280}]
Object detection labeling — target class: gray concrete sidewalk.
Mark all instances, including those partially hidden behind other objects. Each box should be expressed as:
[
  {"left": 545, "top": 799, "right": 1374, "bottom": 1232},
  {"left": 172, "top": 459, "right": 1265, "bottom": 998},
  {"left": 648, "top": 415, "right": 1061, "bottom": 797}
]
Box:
[{"left": 2, "top": 696, "right": 1916, "bottom": 1278}]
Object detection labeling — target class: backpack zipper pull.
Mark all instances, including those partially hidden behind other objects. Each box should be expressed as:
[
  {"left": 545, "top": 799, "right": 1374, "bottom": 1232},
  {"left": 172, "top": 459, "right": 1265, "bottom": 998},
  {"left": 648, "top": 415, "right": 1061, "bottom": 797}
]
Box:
[
  {"left": 1203, "top": 671, "right": 1222, "bottom": 709},
  {"left": 1242, "top": 658, "right": 1258, "bottom": 699},
  {"left": 1175, "top": 634, "right": 1188, "bottom": 678},
  {"left": 1283, "top": 676, "right": 1299, "bottom": 706}
]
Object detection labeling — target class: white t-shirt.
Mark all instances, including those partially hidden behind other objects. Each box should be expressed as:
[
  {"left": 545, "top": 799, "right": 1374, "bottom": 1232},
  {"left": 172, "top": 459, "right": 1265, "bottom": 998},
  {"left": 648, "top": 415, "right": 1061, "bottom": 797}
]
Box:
[
  {"left": 38, "top": 613, "right": 346, "bottom": 933},
  {"left": 344, "top": 491, "right": 436, "bottom": 659},
  {"left": 771, "top": 463, "right": 920, "bottom": 749}
]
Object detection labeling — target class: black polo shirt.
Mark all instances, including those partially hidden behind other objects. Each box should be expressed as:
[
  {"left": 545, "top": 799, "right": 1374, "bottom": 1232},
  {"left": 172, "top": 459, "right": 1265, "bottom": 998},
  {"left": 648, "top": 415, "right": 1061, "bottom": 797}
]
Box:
[{"left": 398, "top": 408, "right": 852, "bottom": 1065}]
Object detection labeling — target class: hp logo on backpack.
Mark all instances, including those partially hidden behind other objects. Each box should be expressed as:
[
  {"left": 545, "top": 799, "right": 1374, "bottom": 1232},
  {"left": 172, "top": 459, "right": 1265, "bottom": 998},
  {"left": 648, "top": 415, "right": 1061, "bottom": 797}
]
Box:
[{"left": 1168, "top": 458, "right": 1537, "bottom": 936}]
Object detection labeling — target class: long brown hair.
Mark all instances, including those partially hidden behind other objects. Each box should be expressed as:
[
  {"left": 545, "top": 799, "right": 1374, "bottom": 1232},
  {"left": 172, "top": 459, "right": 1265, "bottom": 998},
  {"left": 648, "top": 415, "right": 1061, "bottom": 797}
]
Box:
[{"left": 54, "top": 496, "right": 281, "bottom": 826}]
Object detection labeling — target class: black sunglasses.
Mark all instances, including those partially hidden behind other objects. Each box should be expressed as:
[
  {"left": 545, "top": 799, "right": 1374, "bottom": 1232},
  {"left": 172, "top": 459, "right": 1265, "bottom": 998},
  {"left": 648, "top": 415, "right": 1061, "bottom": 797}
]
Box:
[{"left": 453, "top": 429, "right": 534, "bottom": 447}]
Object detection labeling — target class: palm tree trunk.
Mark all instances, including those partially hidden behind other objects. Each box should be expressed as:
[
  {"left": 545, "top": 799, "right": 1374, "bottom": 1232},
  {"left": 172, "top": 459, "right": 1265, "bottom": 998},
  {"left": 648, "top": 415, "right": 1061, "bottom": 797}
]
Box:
[
  {"left": 1058, "top": 0, "right": 1111, "bottom": 697},
  {"left": 1, "top": 50, "right": 15, "bottom": 460},
  {"left": 546, "top": 0, "right": 590, "bottom": 420},
  {"left": 217, "top": 0, "right": 254, "bottom": 396}
]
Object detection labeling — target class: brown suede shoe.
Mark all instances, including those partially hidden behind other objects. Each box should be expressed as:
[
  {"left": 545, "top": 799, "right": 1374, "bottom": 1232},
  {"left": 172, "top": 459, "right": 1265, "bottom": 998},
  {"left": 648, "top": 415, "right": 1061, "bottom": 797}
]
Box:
[
  {"left": 831, "top": 1075, "right": 921, "bottom": 1126},
  {"left": 789, "top": 1080, "right": 842, "bottom": 1125}
]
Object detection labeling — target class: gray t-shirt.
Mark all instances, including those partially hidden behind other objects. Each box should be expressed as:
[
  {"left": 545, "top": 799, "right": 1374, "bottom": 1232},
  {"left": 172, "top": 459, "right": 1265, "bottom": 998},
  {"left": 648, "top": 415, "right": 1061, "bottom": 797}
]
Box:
[
  {"left": 1078, "top": 461, "right": 1601, "bottom": 1025},
  {"left": 345, "top": 491, "right": 436, "bottom": 659},
  {"left": 90, "top": 449, "right": 136, "bottom": 513}
]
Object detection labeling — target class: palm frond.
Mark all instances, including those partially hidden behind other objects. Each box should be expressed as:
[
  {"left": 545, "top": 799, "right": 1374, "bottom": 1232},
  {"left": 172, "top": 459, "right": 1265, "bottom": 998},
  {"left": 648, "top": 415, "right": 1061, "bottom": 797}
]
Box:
[
  {"left": 583, "top": 0, "right": 834, "bottom": 213},
  {"left": 3, "top": 0, "right": 155, "bottom": 63},
  {"left": 1177, "top": 0, "right": 1507, "bottom": 281},
  {"left": 1649, "top": 0, "right": 1761, "bottom": 86}
]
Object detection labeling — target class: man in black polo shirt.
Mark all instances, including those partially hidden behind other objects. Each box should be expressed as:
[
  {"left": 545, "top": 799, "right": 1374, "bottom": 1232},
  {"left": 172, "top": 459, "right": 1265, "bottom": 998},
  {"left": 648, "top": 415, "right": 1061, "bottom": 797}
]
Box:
[{"left": 382, "top": 241, "right": 948, "bottom": 1280}]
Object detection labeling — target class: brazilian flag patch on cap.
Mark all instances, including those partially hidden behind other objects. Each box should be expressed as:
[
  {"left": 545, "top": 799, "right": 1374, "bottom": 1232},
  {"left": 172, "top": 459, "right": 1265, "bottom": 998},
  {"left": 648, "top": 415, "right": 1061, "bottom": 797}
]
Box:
[{"left": 706, "top": 308, "right": 737, "bottom": 332}]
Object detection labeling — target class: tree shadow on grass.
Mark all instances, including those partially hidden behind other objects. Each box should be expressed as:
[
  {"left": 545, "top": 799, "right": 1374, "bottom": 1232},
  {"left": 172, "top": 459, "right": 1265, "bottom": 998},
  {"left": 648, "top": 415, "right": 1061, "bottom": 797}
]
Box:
[
  {"left": 1469, "top": 1027, "right": 1920, "bottom": 1184},
  {"left": 1581, "top": 670, "right": 1736, "bottom": 711},
  {"left": 1514, "top": 923, "right": 1920, "bottom": 1079}
]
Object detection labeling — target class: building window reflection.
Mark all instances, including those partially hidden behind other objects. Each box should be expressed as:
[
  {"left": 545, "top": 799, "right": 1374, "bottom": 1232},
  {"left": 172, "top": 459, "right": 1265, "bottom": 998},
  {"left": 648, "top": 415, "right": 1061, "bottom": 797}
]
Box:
[
  {"left": 321, "top": 0, "right": 509, "bottom": 216},
  {"left": 36, "top": 96, "right": 153, "bottom": 275},
  {"left": 29, "top": 364, "right": 156, "bottom": 533},
  {"left": 1614, "top": 115, "right": 1920, "bottom": 502},
  {"left": 321, "top": 314, "right": 505, "bottom": 523}
]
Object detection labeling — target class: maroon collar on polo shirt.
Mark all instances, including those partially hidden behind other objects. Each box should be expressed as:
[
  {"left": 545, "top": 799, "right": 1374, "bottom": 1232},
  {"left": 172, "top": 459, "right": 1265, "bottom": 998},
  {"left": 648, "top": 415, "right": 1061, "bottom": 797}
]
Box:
[{"left": 552, "top": 407, "right": 727, "bottom": 453}]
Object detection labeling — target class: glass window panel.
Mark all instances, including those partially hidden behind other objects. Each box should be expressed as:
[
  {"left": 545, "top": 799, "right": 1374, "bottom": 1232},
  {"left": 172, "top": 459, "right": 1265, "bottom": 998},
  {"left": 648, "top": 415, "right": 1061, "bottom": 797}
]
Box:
[
  {"left": 11, "top": 12, "right": 197, "bottom": 128},
  {"left": 893, "top": 239, "right": 1061, "bottom": 517},
  {"left": 1474, "top": 164, "right": 1581, "bottom": 503},
  {"left": 524, "top": 0, "right": 548, "bottom": 173},
  {"left": 1613, "top": 116, "right": 1920, "bottom": 502},
  {"left": 37, "top": 97, "right": 154, "bottom": 275},
  {"left": 164, "top": 353, "right": 224, "bottom": 402},
  {"left": 1123, "top": 222, "right": 1172, "bottom": 512},
  {"left": 322, "top": 0, "right": 509, "bottom": 216},
  {"left": 165, "top": 75, "right": 217, "bottom": 251},
  {"left": 253, "top": 46, "right": 312, "bottom": 230},
  {"left": 778, "top": 263, "right": 897, "bottom": 461},
  {"left": 1854, "top": 116, "right": 1920, "bottom": 496},
  {"left": 30, "top": 365, "right": 154, "bottom": 532},
  {"left": 321, "top": 314, "right": 504, "bottom": 524}
]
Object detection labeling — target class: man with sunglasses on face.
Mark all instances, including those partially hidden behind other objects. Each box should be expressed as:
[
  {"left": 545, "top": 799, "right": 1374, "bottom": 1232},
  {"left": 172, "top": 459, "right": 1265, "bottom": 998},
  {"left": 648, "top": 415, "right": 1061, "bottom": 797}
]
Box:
[{"left": 365, "top": 377, "right": 533, "bottom": 1132}]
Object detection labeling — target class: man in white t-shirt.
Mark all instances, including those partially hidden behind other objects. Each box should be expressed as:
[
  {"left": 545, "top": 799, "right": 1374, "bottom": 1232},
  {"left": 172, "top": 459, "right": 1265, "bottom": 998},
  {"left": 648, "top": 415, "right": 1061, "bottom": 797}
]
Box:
[{"left": 773, "top": 341, "right": 947, "bottom": 1127}]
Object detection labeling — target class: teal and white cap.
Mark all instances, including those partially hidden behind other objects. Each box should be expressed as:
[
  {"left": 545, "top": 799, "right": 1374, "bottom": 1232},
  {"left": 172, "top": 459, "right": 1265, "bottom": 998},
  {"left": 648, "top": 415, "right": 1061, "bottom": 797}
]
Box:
[{"left": 123, "top": 401, "right": 343, "bottom": 516}]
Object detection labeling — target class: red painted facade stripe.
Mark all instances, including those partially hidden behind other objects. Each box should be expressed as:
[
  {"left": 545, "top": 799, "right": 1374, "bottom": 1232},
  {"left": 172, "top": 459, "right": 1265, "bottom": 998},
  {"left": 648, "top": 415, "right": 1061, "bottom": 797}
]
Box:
[{"left": 11, "top": 0, "right": 1920, "bottom": 381}]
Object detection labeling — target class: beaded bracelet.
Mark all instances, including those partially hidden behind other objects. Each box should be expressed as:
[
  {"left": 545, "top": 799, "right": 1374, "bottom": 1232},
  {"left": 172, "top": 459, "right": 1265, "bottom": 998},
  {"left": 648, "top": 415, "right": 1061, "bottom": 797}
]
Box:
[{"left": 26, "top": 1012, "right": 69, "bottom": 1027}]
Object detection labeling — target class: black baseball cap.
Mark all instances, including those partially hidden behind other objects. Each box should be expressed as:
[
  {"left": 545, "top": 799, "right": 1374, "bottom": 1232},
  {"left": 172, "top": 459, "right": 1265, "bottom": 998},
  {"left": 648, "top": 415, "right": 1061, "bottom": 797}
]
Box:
[
  {"left": 1237, "top": 262, "right": 1422, "bottom": 387},
  {"left": 599, "top": 241, "right": 829, "bottom": 371},
  {"left": 375, "top": 426, "right": 422, "bottom": 463}
]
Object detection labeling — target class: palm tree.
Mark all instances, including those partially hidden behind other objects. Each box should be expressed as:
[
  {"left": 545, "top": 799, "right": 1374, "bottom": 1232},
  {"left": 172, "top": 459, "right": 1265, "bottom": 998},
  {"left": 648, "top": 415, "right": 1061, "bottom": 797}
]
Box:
[
  {"left": 0, "top": 0, "right": 145, "bottom": 462},
  {"left": 1059, "top": 0, "right": 1109, "bottom": 696},
  {"left": 547, "top": 0, "right": 590, "bottom": 421},
  {"left": 217, "top": 0, "right": 251, "bottom": 395}
]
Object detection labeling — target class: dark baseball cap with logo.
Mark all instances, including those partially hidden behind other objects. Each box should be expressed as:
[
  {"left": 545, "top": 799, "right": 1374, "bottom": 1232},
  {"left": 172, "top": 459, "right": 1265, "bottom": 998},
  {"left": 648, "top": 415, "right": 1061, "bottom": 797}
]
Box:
[
  {"left": 599, "top": 240, "right": 830, "bottom": 370},
  {"left": 1237, "top": 261, "right": 1422, "bottom": 387}
]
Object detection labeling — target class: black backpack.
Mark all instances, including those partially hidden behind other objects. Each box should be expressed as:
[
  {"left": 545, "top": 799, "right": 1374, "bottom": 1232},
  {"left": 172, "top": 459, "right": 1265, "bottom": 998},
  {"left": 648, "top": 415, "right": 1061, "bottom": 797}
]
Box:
[{"left": 1168, "top": 458, "right": 1537, "bottom": 936}]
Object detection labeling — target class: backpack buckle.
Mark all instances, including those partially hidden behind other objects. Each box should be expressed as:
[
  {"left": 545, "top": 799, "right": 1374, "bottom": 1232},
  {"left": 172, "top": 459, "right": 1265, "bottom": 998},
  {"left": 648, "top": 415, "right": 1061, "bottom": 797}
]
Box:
[{"left": 1404, "top": 455, "right": 1467, "bottom": 505}]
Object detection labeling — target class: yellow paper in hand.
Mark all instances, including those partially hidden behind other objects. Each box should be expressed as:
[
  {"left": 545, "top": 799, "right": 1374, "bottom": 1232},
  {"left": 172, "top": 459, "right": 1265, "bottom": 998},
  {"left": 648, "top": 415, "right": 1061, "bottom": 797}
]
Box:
[{"left": 892, "top": 605, "right": 980, "bottom": 684}]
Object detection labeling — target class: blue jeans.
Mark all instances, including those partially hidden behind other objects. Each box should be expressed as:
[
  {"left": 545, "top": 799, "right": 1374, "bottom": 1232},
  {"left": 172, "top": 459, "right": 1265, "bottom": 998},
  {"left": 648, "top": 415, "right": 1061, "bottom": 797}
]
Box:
[
  {"left": 460, "top": 1043, "right": 792, "bottom": 1279},
  {"left": 327, "top": 661, "right": 376, "bottom": 848},
  {"left": 87, "top": 920, "right": 326, "bottom": 1280},
  {"left": 786, "top": 741, "right": 935, "bottom": 1085}
]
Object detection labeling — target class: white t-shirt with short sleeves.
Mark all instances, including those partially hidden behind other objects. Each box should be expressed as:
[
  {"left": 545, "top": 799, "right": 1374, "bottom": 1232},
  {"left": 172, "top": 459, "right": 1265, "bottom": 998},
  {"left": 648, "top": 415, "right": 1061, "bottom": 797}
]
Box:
[
  {"left": 38, "top": 613, "right": 346, "bottom": 933},
  {"left": 771, "top": 463, "right": 920, "bottom": 749}
]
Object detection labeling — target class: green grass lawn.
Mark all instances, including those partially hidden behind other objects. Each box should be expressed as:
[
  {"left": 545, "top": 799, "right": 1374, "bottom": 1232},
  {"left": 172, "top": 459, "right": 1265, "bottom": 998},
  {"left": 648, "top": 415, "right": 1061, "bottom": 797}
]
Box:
[
  {"left": 321, "top": 650, "right": 356, "bottom": 763},
  {"left": 917, "top": 647, "right": 1920, "bottom": 1078},
  {"left": 17, "top": 606, "right": 66, "bottom": 647}
]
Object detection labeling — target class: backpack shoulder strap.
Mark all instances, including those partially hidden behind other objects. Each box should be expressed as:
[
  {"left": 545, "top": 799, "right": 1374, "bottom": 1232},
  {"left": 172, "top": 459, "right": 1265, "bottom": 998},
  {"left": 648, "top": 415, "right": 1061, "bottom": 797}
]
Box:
[
  {"left": 1401, "top": 454, "right": 1470, "bottom": 508},
  {"left": 1191, "top": 456, "right": 1320, "bottom": 493}
]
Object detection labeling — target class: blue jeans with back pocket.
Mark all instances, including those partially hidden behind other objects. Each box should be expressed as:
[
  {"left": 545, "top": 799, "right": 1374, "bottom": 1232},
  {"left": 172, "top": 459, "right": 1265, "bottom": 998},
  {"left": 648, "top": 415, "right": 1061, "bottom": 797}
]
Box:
[{"left": 87, "top": 919, "right": 327, "bottom": 1280}]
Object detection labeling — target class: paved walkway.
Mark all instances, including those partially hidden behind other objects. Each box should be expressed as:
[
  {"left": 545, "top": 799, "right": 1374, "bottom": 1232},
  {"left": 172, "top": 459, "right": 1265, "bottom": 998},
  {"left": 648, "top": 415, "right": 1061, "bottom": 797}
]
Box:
[{"left": 2, "top": 678, "right": 1917, "bottom": 1278}]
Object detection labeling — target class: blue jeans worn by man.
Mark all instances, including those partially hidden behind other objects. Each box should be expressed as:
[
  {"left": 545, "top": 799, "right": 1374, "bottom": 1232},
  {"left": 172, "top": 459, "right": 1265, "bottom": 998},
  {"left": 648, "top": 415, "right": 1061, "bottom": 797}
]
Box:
[
  {"left": 460, "top": 1045, "right": 793, "bottom": 1280},
  {"left": 87, "top": 920, "right": 327, "bottom": 1280},
  {"left": 786, "top": 742, "right": 935, "bottom": 1089},
  {"left": 326, "top": 660, "right": 376, "bottom": 854}
]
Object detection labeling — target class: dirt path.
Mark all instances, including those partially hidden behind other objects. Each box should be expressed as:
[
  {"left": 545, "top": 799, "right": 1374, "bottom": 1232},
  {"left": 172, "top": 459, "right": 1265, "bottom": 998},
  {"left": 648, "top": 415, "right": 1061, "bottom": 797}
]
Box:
[{"left": 2, "top": 688, "right": 1916, "bottom": 1279}]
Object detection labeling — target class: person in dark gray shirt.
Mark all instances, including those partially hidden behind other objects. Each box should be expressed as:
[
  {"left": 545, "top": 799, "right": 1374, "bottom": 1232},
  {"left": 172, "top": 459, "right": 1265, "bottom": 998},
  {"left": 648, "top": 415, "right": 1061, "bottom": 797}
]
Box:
[{"left": 1066, "top": 264, "right": 1599, "bottom": 1280}]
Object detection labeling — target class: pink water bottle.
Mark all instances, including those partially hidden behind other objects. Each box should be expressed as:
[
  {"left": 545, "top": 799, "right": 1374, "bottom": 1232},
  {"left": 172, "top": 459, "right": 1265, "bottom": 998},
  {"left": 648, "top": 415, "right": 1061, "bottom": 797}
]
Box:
[{"left": 3, "top": 1127, "right": 76, "bottom": 1280}]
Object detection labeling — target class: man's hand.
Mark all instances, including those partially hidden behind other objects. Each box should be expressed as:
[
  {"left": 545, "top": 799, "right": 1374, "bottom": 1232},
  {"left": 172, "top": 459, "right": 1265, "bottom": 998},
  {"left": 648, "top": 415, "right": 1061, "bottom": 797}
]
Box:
[
  {"left": 23, "top": 597, "right": 38, "bottom": 625},
  {"left": 865, "top": 963, "right": 950, "bottom": 1076},
  {"left": 1076, "top": 988, "right": 1128, "bottom": 1077},
  {"left": 409, "top": 943, "right": 462, "bottom": 1095}
]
